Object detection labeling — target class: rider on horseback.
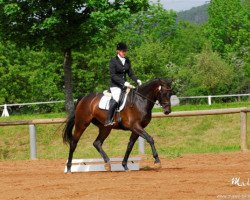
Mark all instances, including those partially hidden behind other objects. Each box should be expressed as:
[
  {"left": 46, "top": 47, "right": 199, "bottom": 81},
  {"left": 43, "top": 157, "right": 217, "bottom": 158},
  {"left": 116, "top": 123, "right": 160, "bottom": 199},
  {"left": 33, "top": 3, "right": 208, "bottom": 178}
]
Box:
[{"left": 104, "top": 42, "right": 142, "bottom": 126}]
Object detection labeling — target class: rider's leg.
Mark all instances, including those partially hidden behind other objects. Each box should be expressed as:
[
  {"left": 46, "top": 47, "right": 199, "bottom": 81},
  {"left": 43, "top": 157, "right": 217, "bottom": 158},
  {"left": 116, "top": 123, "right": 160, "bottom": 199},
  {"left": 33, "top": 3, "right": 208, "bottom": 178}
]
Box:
[
  {"left": 104, "top": 87, "right": 121, "bottom": 126},
  {"left": 104, "top": 99, "right": 118, "bottom": 126}
]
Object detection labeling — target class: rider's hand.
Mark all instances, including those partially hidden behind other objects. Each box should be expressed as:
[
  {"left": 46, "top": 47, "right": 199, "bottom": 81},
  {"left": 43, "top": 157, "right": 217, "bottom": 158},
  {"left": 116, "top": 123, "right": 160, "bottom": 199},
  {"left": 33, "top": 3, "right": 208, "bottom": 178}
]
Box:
[
  {"left": 129, "top": 84, "right": 135, "bottom": 89},
  {"left": 124, "top": 82, "right": 130, "bottom": 87},
  {"left": 137, "top": 80, "right": 142, "bottom": 86},
  {"left": 124, "top": 82, "right": 135, "bottom": 89}
]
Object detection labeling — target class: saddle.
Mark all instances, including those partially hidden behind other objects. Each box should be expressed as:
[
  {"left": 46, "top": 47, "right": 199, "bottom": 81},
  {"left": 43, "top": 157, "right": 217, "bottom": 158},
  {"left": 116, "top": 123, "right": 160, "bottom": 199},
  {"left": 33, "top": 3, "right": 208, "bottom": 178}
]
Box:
[{"left": 99, "top": 88, "right": 130, "bottom": 111}]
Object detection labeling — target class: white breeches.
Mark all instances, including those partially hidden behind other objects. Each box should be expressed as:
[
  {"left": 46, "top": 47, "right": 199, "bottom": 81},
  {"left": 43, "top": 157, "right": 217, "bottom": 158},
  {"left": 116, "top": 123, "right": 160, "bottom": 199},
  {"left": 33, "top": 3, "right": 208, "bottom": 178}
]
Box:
[{"left": 110, "top": 87, "right": 121, "bottom": 103}]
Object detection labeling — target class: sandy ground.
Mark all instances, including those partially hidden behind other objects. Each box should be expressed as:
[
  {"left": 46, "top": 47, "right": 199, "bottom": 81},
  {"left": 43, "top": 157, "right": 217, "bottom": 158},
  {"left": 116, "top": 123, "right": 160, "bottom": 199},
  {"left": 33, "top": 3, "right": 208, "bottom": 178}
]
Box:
[{"left": 0, "top": 152, "right": 250, "bottom": 200}]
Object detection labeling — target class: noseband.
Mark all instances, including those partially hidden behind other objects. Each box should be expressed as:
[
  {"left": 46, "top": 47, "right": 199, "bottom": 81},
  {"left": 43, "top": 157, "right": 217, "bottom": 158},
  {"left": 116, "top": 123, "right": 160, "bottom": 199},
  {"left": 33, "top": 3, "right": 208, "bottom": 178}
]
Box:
[{"left": 157, "top": 88, "right": 172, "bottom": 107}]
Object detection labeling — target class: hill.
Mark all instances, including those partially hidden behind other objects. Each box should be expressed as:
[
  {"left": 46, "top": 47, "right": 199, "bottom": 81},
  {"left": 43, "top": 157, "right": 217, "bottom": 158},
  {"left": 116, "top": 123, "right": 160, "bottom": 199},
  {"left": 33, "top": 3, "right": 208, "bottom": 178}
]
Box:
[{"left": 177, "top": 4, "right": 209, "bottom": 24}]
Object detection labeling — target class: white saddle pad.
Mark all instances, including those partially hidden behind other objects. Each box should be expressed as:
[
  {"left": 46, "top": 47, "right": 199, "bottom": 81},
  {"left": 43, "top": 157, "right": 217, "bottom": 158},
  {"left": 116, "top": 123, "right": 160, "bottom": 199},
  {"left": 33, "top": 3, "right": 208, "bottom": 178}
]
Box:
[{"left": 99, "top": 88, "right": 130, "bottom": 111}]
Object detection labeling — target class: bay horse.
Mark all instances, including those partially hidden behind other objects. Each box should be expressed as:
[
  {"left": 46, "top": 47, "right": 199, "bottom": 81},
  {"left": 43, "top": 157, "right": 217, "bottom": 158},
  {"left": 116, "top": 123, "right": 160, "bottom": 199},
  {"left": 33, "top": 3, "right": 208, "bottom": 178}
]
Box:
[{"left": 63, "top": 78, "right": 172, "bottom": 172}]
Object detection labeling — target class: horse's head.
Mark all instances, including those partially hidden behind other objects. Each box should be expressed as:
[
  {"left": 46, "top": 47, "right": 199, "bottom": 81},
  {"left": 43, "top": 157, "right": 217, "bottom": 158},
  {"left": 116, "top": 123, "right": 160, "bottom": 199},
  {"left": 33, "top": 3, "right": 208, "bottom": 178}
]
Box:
[{"left": 157, "top": 79, "right": 173, "bottom": 115}]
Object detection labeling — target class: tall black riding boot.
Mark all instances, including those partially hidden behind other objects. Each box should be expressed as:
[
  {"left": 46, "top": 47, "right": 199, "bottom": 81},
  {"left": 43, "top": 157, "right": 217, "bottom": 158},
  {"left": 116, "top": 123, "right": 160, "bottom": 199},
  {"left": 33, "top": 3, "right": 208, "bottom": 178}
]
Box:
[{"left": 104, "top": 99, "right": 118, "bottom": 126}]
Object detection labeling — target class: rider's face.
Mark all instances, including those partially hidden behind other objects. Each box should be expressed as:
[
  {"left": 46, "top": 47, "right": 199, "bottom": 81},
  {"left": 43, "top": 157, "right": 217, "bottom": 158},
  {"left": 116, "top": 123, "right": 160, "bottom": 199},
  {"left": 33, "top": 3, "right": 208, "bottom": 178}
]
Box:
[{"left": 117, "top": 50, "right": 127, "bottom": 58}]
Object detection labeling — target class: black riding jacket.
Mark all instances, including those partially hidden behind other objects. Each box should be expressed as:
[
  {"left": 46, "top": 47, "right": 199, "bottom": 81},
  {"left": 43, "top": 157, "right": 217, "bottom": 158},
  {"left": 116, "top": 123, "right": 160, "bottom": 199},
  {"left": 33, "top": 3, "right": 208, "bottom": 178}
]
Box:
[{"left": 109, "top": 56, "right": 138, "bottom": 88}]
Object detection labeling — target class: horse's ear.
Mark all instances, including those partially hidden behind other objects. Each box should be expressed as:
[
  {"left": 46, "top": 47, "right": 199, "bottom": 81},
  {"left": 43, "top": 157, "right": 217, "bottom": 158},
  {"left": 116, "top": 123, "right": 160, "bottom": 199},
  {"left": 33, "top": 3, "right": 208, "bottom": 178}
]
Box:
[
  {"left": 162, "top": 78, "right": 173, "bottom": 85},
  {"left": 158, "top": 78, "right": 173, "bottom": 86},
  {"left": 167, "top": 78, "right": 173, "bottom": 84}
]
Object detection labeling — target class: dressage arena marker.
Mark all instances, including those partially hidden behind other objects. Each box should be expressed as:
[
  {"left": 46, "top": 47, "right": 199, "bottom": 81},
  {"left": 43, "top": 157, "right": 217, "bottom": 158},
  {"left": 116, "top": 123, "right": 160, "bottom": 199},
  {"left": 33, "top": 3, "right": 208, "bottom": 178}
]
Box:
[{"left": 64, "top": 157, "right": 141, "bottom": 173}]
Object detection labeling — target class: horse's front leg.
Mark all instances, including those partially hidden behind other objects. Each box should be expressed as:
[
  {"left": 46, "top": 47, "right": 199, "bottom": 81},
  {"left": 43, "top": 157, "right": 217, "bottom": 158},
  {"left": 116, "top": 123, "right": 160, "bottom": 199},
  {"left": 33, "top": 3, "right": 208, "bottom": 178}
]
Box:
[
  {"left": 133, "top": 125, "right": 161, "bottom": 168},
  {"left": 122, "top": 132, "right": 139, "bottom": 171}
]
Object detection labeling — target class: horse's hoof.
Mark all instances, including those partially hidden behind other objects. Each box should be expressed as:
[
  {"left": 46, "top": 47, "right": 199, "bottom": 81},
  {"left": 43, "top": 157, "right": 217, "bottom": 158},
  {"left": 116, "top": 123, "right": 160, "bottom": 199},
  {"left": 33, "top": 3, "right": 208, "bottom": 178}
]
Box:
[
  {"left": 65, "top": 170, "right": 72, "bottom": 174},
  {"left": 154, "top": 162, "right": 162, "bottom": 169},
  {"left": 122, "top": 164, "right": 129, "bottom": 172},
  {"left": 123, "top": 166, "right": 130, "bottom": 172},
  {"left": 105, "top": 163, "right": 111, "bottom": 171}
]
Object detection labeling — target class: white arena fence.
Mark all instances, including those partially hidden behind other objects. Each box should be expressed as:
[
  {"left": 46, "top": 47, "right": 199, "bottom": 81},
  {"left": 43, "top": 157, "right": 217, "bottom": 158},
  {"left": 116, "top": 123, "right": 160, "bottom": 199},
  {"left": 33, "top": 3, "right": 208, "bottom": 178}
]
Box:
[
  {"left": 0, "top": 100, "right": 65, "bottom": 117},
  {"left": 0, "top": 107, "right": 249, "bottom": 160},
  {"left": 0, "top": 93, "right": 250, "bottom": 117},
  {"left": 179, "top": 94, "right": 250, "bottom": 105}
]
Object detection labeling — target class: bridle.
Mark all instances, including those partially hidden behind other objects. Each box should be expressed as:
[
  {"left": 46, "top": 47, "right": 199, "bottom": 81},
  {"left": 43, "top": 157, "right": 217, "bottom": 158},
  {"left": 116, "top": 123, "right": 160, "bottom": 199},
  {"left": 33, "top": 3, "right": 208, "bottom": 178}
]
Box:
[{"left": 157, "top": 87, "right": 172, "bottom": 107}]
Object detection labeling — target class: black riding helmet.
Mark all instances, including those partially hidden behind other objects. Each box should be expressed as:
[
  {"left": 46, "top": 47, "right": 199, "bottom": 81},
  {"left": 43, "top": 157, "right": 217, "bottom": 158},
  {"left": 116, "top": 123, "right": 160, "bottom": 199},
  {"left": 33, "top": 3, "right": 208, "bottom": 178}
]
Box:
[{"left": 116, "top": 42, "right": 128, "bottom": 51}]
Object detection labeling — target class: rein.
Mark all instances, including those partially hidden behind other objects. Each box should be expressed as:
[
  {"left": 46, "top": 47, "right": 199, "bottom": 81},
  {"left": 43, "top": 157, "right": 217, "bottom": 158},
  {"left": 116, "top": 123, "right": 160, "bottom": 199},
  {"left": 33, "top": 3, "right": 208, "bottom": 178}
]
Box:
[
  {"left": 134, "top": 89, "right": 157, "bottom": 105},
  {"left": 132, "top": 87, "right": 172, "bottom": 107}
]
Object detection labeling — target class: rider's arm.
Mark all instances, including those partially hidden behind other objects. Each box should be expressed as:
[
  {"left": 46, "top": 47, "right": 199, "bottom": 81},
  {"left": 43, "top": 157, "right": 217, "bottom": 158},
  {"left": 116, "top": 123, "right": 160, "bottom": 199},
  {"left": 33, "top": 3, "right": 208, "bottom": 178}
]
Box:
[{"left": 126, "top": 59, "right": 139, "bottom": 84}]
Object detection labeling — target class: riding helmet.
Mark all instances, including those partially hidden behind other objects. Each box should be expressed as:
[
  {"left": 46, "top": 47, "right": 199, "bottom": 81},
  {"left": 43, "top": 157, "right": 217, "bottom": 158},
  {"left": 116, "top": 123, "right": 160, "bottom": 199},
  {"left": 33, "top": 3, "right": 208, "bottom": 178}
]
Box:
[{"left": 116, "top": 42, "right": 128, "bottom": 51}]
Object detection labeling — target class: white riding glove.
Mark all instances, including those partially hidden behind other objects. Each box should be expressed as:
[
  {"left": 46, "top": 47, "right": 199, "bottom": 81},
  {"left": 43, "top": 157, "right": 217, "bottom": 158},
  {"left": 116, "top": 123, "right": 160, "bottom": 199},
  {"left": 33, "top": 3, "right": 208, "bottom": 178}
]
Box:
[
  {"left": 137, "top": 80, "right": 142, "bottom": 86},
  {"left": 124, "top": 81, "right": 135, "bottom": 89}
]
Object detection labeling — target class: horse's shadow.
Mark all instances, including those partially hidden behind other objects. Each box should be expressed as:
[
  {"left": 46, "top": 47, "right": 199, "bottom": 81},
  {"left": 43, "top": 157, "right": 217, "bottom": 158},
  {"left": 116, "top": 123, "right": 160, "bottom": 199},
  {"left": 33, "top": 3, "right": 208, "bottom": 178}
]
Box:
[{"left": 140, "top": 165, "right": 184, "bottom": 172}]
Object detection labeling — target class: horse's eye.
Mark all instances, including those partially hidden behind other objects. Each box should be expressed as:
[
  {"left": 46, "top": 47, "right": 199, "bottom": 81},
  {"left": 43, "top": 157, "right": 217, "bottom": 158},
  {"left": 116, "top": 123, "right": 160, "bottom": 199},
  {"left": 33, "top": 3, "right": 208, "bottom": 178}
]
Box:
[{"left": 166, "top": 92, "right": 171, "bottom": 99}]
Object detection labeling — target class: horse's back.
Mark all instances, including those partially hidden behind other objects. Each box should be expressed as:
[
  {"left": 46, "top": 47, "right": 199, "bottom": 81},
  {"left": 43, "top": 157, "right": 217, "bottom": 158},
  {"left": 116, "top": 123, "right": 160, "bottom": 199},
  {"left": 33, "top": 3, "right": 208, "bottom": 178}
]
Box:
[
  {"left": 77, "top": 92, "right": 102, "bottom": 106},
  {"left": 75, "top": 93, "right": 101, "bottom": 114}
]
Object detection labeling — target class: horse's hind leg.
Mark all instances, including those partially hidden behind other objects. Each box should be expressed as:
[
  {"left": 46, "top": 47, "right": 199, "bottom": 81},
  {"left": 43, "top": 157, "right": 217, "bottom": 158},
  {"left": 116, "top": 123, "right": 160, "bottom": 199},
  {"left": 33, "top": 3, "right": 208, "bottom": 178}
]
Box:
[
  {"left": 67, "top": 123, "right": 89, "bottom": 173},
  {"left": 93, "top": 127, "right": 112, "bottom": 171},
  {"left": 122, "top": 132, "right": 139, "bottom": 170}
]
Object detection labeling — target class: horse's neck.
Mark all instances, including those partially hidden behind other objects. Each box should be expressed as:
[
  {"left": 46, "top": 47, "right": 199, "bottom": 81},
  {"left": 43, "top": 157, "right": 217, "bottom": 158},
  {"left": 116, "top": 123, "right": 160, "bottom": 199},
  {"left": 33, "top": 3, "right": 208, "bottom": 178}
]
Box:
[
  {"left": 134, "top": 80, "right": 159, "bottom": 112},
  {"left": 138, "top": 81, "right": 159, "bottom": 102}
]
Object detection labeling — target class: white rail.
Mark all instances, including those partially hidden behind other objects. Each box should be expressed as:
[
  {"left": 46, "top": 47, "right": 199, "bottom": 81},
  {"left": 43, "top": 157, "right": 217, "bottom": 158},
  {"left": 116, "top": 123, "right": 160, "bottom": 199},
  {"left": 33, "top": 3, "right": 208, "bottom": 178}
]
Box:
[
  {"left": 179, "top": 94, "right": 250, "bottom": 105},
  {"left": 1, "top": 94, "right": 249, "bottom": 117}
]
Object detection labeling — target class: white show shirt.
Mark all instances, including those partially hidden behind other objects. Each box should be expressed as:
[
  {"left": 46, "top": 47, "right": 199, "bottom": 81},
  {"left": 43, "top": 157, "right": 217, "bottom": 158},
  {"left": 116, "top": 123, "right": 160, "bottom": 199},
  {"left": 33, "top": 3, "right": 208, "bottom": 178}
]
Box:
[{"left": 117, "top": 54, "right": 126, "bottom": 65}]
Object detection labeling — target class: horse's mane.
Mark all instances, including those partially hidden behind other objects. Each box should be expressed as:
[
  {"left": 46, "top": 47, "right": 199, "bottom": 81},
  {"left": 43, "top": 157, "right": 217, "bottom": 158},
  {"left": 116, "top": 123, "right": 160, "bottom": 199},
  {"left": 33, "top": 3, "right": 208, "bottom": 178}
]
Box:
[
  {"left": 139, "top": 78, "right": 158, "bottom": 88},
  {"left": 138, "top": 78, "right": 172, "bottom": 94}
]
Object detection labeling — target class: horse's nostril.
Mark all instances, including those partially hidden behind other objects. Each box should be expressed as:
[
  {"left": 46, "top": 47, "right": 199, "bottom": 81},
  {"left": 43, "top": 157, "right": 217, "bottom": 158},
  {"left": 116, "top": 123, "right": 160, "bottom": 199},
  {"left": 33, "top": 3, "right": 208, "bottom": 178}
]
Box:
[{"left": 164, "top": 110, "right": 171, "bottom": 115}]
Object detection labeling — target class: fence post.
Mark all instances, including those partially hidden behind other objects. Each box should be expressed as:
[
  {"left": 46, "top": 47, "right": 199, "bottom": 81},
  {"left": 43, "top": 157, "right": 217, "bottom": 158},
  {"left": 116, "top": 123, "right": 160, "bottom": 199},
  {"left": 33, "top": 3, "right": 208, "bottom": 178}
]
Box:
[
  {"left": 138, "top": 136, "right": 145, "bottom": 154},
  {"left": 208, "top": 96, "right": 212, "bottom": 105},
  {"left": 29, "top": 124, "right": 37, "bottom": 159},
  {"left": 1, "top": 104, "right": 9, "bottom": 117},
  {"left": 240, "top": 110, "right": 248, "bottom": 152}
]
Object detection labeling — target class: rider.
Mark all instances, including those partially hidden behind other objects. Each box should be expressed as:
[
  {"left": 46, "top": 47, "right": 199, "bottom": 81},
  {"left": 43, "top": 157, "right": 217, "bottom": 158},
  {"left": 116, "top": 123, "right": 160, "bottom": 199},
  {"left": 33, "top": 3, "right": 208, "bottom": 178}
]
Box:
[{"left": 104, "top": 42, "right": 142, "bottom": 126}]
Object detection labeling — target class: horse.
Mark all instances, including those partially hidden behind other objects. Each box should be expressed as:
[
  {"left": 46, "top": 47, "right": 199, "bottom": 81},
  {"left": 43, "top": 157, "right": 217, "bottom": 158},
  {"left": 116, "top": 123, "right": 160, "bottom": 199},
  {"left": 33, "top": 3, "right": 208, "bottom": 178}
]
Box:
[{"left": 63, "top": 78, "right": 172, "bottom": 172}]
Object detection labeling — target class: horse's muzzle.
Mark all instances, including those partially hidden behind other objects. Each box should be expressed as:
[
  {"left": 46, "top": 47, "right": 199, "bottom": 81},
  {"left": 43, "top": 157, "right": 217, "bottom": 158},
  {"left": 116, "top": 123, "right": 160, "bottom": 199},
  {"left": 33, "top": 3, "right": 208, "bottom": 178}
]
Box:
[
  {"left": 164, "top": 110, "right": 171, "bottom": 115},
  {"left": 161, "top": 102, "right": 171, "bottom": 115}
]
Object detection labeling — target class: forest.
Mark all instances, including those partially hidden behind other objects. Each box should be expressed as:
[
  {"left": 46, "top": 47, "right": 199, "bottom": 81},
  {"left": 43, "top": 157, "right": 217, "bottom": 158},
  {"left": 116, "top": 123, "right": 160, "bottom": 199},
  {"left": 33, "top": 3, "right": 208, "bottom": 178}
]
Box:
[
  {"left": 0, "top": 0, "right": 249, "bottom": 113},
  {"left": 177, "top": 3, "right": 208, "bottom": 24}
]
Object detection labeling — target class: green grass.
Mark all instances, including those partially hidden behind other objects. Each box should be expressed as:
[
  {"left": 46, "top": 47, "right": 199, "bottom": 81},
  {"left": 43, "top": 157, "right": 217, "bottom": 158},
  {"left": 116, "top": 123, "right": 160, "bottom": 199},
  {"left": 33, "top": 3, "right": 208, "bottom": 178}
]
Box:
[
  {"left": 0, "top": 102, "right": 250, "bottom": 161},
  {"left": 154, "top": 101, "right": 250, "bottom": 112},
  {"left": 146, "top": 114, "right": 246, "bottom": 157}
]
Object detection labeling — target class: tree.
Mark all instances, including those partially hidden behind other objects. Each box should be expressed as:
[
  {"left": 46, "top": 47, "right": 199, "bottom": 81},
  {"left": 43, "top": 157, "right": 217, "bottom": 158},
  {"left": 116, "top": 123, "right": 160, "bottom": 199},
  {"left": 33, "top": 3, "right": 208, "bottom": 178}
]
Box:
[
  {"left": 130, "top": 41, "right": 172, "bottom": 81},
  {"left": 170, "top": 21, "right": 206, "bottom": 66},
  {"left": 205, "top": 0, "right": 250, "bottom": 55},
  {"left": 184, "top": 44, "right": 239, "bottom": 96},
  {"left": 112, "top": 4, "right": 177, "bottom": 46},
  {"left": 205, "top": 0, "right": 250, "bottom": 94},
  {"left": 0, "top": 42, "right": 64, "bottom": 109},
  {"left": 106, "top": 5, "right": 177, "bottom": 81},
  {"left": 177, "top": 4, "right": 209, "bottom": 24},
  {"left": 0, "top": 0, "right": 149, "bottom": 113}
]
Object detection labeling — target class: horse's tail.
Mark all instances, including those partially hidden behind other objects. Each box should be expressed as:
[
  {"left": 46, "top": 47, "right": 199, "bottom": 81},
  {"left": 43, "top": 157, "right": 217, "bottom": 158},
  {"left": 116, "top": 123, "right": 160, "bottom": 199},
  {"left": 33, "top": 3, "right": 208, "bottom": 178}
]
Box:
[
  {"left": 62, "top": 97, "right": 82, "bottom": 145},
  {"left": 63, "top": 113, "right": 75, "bottom": 145}
]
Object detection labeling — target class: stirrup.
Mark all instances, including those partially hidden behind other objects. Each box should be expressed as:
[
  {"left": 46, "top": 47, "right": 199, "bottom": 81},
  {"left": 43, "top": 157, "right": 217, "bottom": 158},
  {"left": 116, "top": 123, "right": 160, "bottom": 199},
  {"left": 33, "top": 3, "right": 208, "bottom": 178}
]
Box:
[{"left": 104, "top": 121, "right": 115, "bottom": 127}]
